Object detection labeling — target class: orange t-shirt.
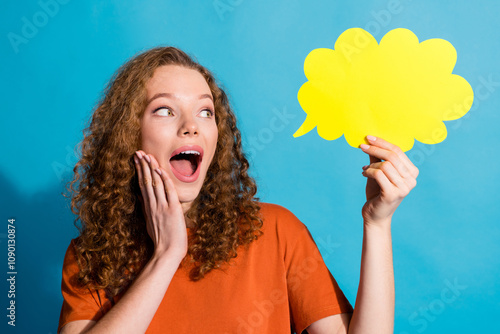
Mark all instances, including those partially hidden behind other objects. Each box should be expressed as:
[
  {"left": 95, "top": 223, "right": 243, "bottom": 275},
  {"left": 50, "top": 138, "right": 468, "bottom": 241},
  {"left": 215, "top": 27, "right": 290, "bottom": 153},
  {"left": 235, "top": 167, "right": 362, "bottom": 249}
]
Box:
[{"left": 58, "top": 203, "right": 353, "bottom": 333}]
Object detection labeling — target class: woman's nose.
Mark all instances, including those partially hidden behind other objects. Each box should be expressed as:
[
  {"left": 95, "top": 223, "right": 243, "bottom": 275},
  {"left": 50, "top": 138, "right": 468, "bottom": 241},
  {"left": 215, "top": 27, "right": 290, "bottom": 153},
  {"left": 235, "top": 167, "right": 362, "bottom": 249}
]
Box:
[{"left": 178, "top": 115, "right": 198, "bottom": 137}]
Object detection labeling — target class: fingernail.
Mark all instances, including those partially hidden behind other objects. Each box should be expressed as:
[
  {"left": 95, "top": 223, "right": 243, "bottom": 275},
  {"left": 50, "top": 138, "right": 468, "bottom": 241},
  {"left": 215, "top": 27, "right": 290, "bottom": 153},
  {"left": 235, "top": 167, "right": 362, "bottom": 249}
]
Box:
[
  {"left": 360, "top": 144, "right": 370, "bottom": 150},
  {"left": 155, "top": 168, "right": 162, "bottom": 175},
  {"left": 367, "top": 135, "right": 377, "bottom": 141},
  {"left": 133, "top": 156, "right": 139, "bottom": 164},
  {"left": 144, "top": 155, "right": 151, "bottom": 163},
  {"left": 362, "top": 165, "right": 369, "bottom": 170},
  {"left": 135, "top": 151, "right": 143, "bottom": 159}
]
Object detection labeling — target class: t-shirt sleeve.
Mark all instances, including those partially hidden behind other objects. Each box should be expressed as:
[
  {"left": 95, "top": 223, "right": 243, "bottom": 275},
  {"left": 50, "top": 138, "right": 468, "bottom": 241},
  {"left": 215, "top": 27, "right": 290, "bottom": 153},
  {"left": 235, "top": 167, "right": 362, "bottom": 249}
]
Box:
[
  {"left": 58, "top": 239, "right": 110, "bottom": 333},
  {"left": 275, "top": 206, "right": 353, "bottom": 334}
]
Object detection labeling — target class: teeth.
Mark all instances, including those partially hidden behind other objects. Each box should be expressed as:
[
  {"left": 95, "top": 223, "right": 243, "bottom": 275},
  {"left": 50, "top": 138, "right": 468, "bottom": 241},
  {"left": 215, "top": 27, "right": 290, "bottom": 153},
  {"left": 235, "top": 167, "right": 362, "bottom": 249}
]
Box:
[{"left": 179, "top": 150, "right": 201, "bottom": 155}]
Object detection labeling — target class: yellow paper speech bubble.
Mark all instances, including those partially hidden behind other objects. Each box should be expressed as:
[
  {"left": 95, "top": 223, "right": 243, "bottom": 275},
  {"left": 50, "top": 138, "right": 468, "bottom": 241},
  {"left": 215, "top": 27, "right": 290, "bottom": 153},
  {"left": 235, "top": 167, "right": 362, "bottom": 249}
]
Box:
[{"left": 293, "top": 28, "right": 474, "bottom": 152}]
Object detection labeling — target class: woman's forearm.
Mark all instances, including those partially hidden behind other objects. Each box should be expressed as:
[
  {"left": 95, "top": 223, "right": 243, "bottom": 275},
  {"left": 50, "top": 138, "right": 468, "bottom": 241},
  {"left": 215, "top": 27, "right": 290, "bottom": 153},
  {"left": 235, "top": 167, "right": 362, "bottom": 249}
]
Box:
[
  {"left": 84, "top": 251, "right": 183, "bottom": 334},
  {"left": 348, "top": 221, "right": 394, "bottom": 334}
]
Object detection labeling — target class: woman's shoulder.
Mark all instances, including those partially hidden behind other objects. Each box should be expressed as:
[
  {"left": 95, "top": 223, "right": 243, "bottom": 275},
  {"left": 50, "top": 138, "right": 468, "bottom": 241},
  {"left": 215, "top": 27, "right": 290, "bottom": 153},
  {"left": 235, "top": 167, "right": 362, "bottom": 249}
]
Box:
[
  {"left": 257, "top": 202, "right": 309, "bottom": 235},
  {"left": 258, "top": 202, "right": 296, "bottom": 219},
  {"left": 61, "top": 238, "right": 81, "bottom": 273}
]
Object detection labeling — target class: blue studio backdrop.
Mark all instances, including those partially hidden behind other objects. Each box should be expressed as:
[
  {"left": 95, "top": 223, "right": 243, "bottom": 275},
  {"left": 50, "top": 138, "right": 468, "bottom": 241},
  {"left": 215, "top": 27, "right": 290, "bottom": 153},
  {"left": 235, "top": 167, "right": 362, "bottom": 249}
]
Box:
[{"left": 1, "top": 0, "right": 499, "bottom": 333}]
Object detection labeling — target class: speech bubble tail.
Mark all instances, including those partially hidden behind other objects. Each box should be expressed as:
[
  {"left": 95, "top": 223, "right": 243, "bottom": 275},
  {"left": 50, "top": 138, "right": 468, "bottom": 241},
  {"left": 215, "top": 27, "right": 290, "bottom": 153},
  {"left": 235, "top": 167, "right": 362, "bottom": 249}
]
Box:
[{"left": 293, "top": 116, "right": 316, "bottom": 138}]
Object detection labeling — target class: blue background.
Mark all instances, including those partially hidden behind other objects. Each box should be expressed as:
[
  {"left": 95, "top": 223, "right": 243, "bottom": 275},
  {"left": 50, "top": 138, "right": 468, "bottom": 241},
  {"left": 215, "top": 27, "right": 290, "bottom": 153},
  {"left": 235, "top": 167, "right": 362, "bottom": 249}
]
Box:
[{"left": 1, "top": 0, "right": 499, "bottom": 333}]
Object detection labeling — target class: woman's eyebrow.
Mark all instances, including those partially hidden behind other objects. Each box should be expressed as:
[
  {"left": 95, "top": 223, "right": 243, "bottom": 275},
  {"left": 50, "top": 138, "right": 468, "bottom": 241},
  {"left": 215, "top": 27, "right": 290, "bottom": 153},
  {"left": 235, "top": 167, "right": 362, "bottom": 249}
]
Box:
[
  {"left": 199, "top": 93, "right": 213, "bottom": 101},
  {"left": 147, "top": 93, "right": 213, "bottom": 105}
]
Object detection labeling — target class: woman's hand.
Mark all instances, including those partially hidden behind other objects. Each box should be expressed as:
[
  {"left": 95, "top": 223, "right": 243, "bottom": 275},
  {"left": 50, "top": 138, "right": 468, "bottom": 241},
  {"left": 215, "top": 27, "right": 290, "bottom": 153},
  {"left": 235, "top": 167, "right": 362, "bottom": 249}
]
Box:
[
  {"left": 134, "top": 151, "right": 188, "bottom": 261},
  {"left": 360, "top": 136, "right": 419, "bottom": 227}
]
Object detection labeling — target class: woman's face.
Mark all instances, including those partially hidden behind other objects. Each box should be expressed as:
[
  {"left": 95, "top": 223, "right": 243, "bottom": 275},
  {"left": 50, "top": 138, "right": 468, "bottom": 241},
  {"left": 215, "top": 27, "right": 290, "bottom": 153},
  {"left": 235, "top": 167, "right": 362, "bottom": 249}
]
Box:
[{"left": 140, "top": 65, "right": 218, "bottom": 210}]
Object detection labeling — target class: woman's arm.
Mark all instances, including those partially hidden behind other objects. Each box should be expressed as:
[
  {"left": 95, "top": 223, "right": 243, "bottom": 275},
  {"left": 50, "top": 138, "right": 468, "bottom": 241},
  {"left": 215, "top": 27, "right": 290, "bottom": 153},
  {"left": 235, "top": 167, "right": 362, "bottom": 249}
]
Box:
[
  {"left": 61, "top": 249, "right": 184, "bottom": 334},
  {"left": 347, "top": 220, "right": 394, "bottom": 333},
  {"left": 61, "top": 152, "right": 188, "bottom": 334},
  {"left": 307, "top": 136, "right": 418, "bottom": 334}
]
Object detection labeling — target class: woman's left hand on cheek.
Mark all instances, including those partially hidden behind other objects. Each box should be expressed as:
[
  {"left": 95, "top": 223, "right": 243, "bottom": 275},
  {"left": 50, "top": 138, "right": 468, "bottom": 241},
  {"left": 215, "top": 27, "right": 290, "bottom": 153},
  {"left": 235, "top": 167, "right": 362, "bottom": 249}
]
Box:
[{"left": 360, "top": 136, "right": 419, "bottom": 227}]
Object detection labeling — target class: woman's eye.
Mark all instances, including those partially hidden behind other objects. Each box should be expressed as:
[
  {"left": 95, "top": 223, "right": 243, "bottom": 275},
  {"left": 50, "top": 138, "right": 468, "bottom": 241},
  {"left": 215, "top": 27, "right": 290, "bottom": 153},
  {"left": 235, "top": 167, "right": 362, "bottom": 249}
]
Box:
[
  {"left": 155, "top": 107, "right": 174, "bottom": 116},
  {"left": 199, "top": 109, "right": 214, "bottom": 118}
]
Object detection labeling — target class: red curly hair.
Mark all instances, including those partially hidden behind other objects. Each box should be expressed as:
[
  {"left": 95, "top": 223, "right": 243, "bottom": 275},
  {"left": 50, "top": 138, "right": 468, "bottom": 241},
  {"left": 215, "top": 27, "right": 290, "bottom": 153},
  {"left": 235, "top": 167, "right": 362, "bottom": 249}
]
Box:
[{"left": 66, "top": 47, "right": 263, "bottom": 298}]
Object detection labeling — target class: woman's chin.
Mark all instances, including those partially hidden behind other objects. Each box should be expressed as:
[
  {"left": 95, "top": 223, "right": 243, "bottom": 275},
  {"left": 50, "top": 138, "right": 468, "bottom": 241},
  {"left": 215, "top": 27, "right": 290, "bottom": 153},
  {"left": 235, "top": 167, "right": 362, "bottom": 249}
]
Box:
[
  {"left": 177, "top": 189, "right": 201, "bottom": 209},
  {"left": 171, "top": 172, "right": 206, "bottom": 208}
]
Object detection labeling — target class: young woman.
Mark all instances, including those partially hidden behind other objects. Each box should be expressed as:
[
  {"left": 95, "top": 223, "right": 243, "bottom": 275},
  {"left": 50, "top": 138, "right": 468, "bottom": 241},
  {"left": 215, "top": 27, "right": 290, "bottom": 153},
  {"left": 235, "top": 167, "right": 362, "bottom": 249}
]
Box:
[{"left": 58, "top": 47, "right": 418, "bottom": 334}]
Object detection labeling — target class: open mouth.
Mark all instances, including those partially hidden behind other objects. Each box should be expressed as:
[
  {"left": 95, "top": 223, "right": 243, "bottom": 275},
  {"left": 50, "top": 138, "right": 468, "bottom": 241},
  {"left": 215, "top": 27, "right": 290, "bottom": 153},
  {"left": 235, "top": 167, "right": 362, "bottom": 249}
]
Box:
[
  {"left": 170, "top": 151, "right": 201, "bottom": 176},
  {"left": 169, "top": 146, "right": 204, "bottom": 182}
]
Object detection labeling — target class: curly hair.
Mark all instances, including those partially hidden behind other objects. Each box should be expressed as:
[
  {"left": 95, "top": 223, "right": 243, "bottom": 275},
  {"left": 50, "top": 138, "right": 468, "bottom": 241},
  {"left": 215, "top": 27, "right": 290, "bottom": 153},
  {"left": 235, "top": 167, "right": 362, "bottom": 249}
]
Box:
[{"left": 66, "top": 47, "right": 263, "bottom": 298}]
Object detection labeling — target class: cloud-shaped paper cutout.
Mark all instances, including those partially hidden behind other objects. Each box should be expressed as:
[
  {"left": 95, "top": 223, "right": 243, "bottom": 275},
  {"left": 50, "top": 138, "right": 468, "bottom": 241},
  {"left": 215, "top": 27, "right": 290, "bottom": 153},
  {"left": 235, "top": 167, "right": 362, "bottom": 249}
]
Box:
[{"left": 293, "top": 28, "right": 474, "bottom": 152}]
